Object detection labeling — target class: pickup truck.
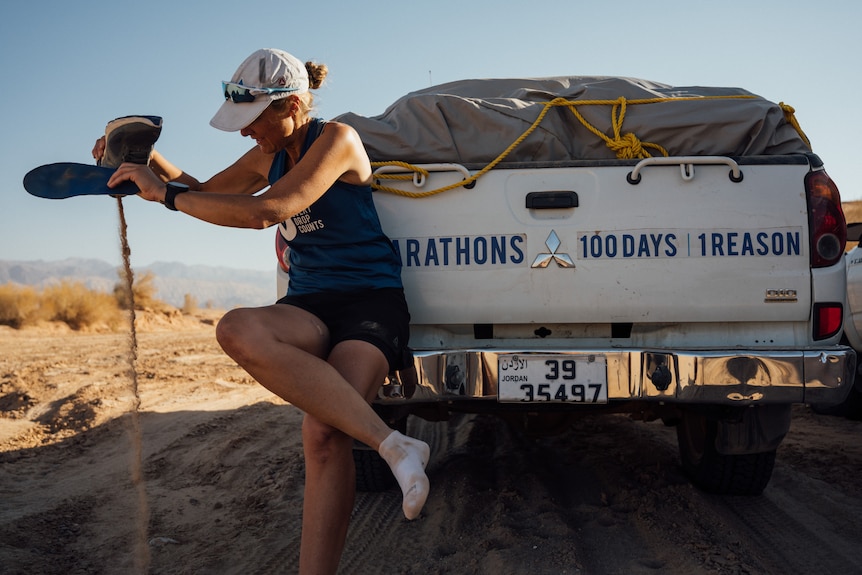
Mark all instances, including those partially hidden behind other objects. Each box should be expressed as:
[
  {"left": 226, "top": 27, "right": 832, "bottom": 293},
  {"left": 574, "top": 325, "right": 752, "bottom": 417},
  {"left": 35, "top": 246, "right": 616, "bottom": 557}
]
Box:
[{"left": 278, "top": 77, "right": 855, "bottom": 496}]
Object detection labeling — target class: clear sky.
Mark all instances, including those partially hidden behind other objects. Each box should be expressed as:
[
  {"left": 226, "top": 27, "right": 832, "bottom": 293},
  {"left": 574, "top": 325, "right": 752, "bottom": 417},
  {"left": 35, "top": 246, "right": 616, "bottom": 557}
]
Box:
[{"left": 1, "top": 0, "right": 859, "bottom": 272}]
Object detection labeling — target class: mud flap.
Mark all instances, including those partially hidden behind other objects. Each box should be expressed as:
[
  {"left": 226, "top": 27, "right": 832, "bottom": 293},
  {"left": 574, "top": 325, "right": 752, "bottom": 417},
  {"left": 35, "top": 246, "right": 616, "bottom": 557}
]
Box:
[{"left": 715, "top": 404, "right": 792, "bottom": 455}]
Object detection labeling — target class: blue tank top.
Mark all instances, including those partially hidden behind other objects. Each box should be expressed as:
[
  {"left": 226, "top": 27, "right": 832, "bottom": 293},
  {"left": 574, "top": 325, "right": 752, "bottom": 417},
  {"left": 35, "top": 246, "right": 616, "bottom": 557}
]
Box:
[{"left": 269, "top": 118, "right": 403, "bottom": 295}]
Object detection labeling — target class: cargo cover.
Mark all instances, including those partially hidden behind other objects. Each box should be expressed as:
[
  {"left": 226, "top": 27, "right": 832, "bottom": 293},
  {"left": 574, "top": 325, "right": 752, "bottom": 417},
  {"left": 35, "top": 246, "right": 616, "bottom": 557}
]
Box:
[{"left": 336, "top": 76, "right": 810, "bottom": 164}]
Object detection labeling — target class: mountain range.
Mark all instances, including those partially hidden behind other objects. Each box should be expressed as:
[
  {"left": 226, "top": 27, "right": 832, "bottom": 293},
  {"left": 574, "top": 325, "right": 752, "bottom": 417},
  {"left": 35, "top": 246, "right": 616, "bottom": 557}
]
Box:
[{"left": 0, "top": 258, "right": 276, "bottom": 310}]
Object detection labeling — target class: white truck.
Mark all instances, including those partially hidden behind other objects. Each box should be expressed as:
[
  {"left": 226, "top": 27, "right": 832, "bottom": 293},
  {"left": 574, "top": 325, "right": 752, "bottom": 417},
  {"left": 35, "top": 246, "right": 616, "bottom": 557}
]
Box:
[{"left": 279, "top": 77, "right": 855, "bottom": 495}]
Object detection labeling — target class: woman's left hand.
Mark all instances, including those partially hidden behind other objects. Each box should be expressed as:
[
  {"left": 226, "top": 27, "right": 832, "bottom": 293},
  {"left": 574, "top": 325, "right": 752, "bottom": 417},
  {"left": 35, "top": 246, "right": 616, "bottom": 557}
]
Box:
[{"left": 107, "top": 163, "right": 167, "bottom": 203}]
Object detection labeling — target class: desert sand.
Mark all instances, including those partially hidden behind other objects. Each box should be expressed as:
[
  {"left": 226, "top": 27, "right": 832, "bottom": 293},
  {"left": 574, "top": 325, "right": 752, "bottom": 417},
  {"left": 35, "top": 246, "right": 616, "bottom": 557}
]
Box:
[{"left": 2, "top": 310, "right": 862, "bottom": 575}]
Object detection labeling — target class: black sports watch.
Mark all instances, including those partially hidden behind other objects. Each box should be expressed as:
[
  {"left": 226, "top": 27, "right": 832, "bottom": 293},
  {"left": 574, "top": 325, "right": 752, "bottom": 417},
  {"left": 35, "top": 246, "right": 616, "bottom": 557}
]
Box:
[{"left": 164, "top": 182, "right": 190, "bottom": 211}]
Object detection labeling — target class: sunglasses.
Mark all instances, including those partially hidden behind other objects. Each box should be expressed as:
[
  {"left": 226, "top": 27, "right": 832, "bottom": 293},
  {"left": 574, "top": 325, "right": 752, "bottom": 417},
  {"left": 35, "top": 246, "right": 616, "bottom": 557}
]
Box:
[{"left": 222, "top": 81, "right": 299, "bottom": 103}]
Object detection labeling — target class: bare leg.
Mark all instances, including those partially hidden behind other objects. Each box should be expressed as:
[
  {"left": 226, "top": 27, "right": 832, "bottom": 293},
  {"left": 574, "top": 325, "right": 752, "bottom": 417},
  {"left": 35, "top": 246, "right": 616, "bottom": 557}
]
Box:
[
  {"left": 298, "top": 340, "right": 387, "bottom": 575},
  {"left": 298, "top": 417, "right": 354, "bottom": 575},
  {"left": 216, "top": 305, "right": 395, "bottom": 449}
]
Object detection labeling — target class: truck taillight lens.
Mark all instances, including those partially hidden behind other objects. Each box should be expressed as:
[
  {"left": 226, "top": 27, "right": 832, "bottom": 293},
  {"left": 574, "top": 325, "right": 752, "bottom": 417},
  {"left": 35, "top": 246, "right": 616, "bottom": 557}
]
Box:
[
  {"left": 275, "top": 229, "right": 290, "bottom": 273},
  {"left": 805, "top": 170, "right": 846, "bottom": 268},
  {"left": 813, "top": 302, "right": 843, "bottom": 340}
]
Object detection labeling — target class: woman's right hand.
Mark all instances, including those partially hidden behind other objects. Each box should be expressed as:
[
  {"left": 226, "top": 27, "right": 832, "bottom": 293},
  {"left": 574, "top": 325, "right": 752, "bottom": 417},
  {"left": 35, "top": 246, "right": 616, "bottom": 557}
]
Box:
[{"left": 107, "top": 162, "right": 168, "bottom": 203}]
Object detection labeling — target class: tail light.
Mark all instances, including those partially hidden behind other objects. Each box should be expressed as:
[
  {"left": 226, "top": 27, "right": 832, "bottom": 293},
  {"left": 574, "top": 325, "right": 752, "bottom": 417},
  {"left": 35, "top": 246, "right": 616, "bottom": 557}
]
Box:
[
  {"left": 275, "top": 229, "right": 290, "bottom": 273},
  {"left": 813, "top": 302, "right": 843, "bottom": 340},
  {"left": 805, "top": 170, "right": 846, "bottom": 268}
]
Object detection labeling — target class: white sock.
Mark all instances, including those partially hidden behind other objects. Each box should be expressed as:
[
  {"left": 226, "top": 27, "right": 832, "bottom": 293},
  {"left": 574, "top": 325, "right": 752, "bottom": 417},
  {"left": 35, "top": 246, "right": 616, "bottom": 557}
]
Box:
[{"left": 378, "top": 430, "right": 430, "bottom": 520}]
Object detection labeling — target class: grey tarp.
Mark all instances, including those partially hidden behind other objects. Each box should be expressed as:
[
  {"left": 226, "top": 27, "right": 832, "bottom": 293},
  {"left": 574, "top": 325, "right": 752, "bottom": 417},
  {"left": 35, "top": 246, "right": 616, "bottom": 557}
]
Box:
[{"left": 335, "top": 76, "right": 811, "bottom": 164}]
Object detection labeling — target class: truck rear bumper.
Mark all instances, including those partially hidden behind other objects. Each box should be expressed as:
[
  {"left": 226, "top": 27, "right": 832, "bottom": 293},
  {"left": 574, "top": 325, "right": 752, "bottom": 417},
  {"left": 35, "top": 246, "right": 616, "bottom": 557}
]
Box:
[{"left": 379, "top": 347, "right": 856, "bottom": 407}]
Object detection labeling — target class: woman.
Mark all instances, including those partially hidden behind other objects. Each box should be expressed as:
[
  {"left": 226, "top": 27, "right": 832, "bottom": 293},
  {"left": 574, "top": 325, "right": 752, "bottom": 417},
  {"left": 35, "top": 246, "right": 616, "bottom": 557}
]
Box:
[{"left": 99, "top": 48, "right": 430, "bottom": 574}]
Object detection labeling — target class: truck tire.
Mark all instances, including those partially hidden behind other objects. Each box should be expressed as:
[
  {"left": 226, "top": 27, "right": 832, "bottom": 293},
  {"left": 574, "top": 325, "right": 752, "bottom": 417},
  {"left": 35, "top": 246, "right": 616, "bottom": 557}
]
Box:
[
  {"left": 676, "top": 412, "right": 776, "bottom": 496},
  {"left": 811, "top": 388, "right": 862, "bottom": 419},
  {"left": 352, "top": 415, "right": 409, "bottom": 492},
  {"left": 811, "top": 384, "right": 862, "bottom": 420},
  {"left": 353, "top": 446, "right": 396, "bottom": 492}
]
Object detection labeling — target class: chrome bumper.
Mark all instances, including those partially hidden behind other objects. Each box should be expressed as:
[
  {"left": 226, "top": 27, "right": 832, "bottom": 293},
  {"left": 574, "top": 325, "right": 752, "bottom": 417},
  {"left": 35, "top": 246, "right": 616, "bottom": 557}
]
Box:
[{"left": 379, "top": 348, "right": 856, "bottom": 407}]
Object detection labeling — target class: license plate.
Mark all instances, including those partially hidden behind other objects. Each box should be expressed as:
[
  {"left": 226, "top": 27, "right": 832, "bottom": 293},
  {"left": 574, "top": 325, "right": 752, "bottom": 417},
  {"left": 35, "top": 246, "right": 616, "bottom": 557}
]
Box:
[{"left": 498, "top": 354, "right": 608, "bottom": 403}]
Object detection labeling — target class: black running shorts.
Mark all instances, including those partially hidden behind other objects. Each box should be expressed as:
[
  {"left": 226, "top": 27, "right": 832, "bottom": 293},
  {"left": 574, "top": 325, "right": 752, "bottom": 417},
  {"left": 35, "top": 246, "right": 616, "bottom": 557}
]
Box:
[{"left": 276, "top": 288, "right": 412, "bottom": 371}]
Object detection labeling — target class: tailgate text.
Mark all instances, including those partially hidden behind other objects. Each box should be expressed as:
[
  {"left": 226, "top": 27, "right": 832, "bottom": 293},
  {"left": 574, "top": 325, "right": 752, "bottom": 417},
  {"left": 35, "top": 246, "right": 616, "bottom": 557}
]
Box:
[{"left": 578, "top": 228, "right": 803, "bottom": 259}]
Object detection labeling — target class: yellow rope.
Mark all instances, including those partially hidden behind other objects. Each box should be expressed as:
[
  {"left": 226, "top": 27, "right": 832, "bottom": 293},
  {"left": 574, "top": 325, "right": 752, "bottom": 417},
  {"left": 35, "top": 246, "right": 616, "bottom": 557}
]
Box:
[
  {"left": 561, "top": 97, "right": 670, "bottom": 160},
  {"left": 372, "top": 97, "right": 562, "bottom": 198},
  {"left": 371, "top": 94, "right": 808, "bottom": 198},
  {"left": 778, "top": 102, "right": 811, "bottom": 148}
]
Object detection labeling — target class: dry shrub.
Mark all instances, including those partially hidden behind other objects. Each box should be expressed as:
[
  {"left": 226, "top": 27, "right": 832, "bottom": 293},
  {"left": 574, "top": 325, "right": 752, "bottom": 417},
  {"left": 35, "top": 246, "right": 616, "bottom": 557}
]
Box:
[
  {"left": 0, "top": 284, "right": 48, "bottom": 328},
  {"left": 113, "top": 269, "right": 171, "bottom": 312},
  {"left": 844, "top": 200, "right": 862, "bottom": 251},
  {"left": 1, "top": 269, "right": 176, "bottom": 330},
  {"left": 41, "top": 281, "right": 122, "bottom": 330},
  {"left": 843, "top": 200, "right": 862, "bottom": 226},
  {"left": 182, "top": 293, "right": 199, "bottom": 315}
]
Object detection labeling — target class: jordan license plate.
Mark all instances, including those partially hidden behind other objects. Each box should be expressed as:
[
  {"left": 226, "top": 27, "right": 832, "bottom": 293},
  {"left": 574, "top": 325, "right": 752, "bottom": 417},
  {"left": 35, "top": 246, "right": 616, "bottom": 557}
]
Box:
[{"left": 497, "top": 354, "right": 608, "bottom": 403}]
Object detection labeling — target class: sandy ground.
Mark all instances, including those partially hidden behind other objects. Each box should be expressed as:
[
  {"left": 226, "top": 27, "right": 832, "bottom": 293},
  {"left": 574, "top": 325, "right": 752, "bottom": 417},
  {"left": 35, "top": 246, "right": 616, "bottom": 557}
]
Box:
[{"left": 2, "top": 311, "right": 862, "bottom": 575}]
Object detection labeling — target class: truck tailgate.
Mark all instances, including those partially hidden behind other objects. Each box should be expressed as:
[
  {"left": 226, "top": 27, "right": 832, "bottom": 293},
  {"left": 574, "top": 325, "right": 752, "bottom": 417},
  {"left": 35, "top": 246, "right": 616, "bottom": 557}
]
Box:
[{"left": 373, "top": 157, "right": 812, "bottom": 325}]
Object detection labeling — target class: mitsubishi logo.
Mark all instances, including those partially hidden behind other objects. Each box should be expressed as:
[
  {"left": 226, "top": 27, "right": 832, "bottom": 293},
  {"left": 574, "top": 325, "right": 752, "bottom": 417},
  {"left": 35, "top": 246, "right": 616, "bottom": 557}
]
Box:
[{"left": 531, "top": 230, "right": 575, "bottom": 268}]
